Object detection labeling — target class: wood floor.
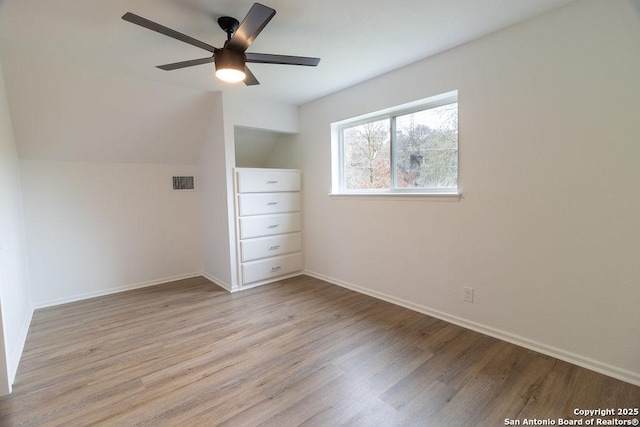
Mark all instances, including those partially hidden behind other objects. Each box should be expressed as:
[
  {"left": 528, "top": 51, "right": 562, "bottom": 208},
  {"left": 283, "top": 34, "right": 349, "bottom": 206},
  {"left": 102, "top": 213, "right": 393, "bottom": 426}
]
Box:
[{"left": 1, "top": 276, "right": 638, "bottom": 426}]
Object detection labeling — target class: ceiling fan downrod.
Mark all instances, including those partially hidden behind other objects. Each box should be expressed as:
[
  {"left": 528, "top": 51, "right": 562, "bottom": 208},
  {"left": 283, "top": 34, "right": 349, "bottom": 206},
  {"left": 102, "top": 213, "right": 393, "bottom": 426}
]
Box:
[{"left": 217, "top": 16, "right": 239, "bottom": 42}]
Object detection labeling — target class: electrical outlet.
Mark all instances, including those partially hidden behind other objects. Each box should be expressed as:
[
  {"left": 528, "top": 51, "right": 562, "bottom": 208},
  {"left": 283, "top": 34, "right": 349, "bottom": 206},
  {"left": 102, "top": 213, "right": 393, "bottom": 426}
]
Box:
[{"left": 463, "top": 286, "right": 474, "bottom": 303}]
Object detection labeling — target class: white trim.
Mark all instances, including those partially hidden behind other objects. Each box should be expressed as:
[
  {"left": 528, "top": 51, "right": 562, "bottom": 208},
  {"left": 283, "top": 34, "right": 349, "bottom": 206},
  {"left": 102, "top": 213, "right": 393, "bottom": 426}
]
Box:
[
  {"left": 8, "top": 305, "right": 33, "bottom": 387},
  {"left": 239, "top": 272, "right": 304, "bottom": 291},
  {"left": 201, "top": 272, "right": 234, "bottom": 293},
  {"left": 329, "top": 192, "right": 461, "bottom": 201},
  {"left": 33, "top": 272, "right": 204, "bottom": 309},
  {"left": 203, "top": 271, "right": 304, "bottom": 293},
  {"left": 303, "top": 270, "right": 640, "bottom": 387},
  {"left": 332, "top": 91, "right": 459, "bottom": 195}
]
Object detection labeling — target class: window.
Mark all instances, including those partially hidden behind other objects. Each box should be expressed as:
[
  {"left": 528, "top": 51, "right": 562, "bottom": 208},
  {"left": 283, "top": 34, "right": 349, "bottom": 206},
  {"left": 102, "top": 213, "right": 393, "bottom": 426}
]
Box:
[{"left": 333, "top": 91, "right": 458, "bottom": 195}]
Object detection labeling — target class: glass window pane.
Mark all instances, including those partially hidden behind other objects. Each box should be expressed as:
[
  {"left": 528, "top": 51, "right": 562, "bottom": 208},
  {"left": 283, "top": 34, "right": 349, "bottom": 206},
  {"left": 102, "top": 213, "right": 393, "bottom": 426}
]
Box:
[
  {"left": 394, "top": 102, "right": 458, "bottom": 189},
  {"left": 343, "top": 119, "right": 391, "bottom": 190}
]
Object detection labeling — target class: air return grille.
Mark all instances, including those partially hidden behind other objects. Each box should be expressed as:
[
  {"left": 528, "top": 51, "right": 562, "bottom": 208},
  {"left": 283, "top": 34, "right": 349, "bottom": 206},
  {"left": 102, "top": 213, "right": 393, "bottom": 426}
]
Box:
[{"left": 172, "top": 176, "right": 195, "bottom": 191}]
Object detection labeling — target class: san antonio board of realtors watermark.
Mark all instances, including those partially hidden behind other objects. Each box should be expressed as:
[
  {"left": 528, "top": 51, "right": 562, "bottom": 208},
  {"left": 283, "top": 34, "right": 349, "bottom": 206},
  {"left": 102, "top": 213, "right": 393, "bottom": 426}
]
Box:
[{"left": 504, "top": 407, "right": 639, "bottom": 426}]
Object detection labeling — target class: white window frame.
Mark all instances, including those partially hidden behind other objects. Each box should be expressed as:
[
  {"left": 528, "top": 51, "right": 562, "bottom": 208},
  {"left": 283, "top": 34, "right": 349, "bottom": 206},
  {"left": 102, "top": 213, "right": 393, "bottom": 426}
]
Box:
[{"left": 331, "top": 90, "right": 460, "bottom": 199}]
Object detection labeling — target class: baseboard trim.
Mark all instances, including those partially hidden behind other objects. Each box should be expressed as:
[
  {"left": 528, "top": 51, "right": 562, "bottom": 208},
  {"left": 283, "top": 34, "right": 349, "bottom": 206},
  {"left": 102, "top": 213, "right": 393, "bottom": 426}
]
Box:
[
  {"left": 201, "top": 272, "right": 234, "bottom": 292},
  {"left": 201, "top": 272, "right": 305, "bottom": 293},
  {"left": 33, "top": 272, "right": 204, "bottom": 309},
  {"left": 303, "top": 270, "right": 640, "bottom": 387},
  {"left": 8, "top": 305, "right": 33, "bottom": 388},
  {"left": 239, "top": 272, "right": 304, "bottom": 292}
]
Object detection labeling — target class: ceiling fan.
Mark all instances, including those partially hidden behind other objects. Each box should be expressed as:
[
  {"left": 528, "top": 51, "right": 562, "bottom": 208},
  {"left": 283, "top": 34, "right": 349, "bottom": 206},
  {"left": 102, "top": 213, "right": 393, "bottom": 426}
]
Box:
[{"left": 122, "top": 2, "right": 320, "bottom": 86}]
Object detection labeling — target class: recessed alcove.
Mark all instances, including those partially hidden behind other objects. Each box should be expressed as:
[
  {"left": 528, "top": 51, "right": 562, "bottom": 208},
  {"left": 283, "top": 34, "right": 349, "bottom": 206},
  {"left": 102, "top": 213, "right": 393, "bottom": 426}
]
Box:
[{"left": 234, "top": 126, "right": 298, "bottom": 169}]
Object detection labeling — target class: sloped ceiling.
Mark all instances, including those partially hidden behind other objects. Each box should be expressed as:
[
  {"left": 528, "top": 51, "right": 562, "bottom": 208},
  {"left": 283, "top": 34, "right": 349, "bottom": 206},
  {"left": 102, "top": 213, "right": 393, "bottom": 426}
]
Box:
[
  {"left": 1, "top": 54, "right": 219, "bottom": 164},
  {"left": 0, "top": 0, "right": 577, "bottom": 106}
]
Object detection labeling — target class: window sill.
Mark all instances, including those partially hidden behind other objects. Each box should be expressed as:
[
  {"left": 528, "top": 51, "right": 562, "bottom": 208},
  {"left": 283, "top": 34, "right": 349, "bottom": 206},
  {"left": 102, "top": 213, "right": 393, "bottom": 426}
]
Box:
[{"left": 328, "top": 192, "right": 461, "bottom": 202}]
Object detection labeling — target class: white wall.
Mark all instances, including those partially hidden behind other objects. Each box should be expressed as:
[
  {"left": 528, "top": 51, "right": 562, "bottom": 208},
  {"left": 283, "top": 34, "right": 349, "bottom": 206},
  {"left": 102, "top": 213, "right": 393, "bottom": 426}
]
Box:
[
  {"left": 0, "top": 55, "right": 216, "bottom": 307},
  {"left": 265, "top": 134, "right": 301, "bottom": 170},
  {"left": 298, "top": 0, "right": 640, "bottom": 385},
  {"left": 235, "top": 128, "right": 300, "bottom": 169},
  {"left": 20, "top": 160, "right": 203, "bottom": 307},
  {"left": 224, "top": 92, "right": 299, "bottom": 135},
  {"left": 199, "top": 93, "right": 301, "bottom": 290},
  {"left": 198, "top": 92, "right": 234, "bottom": 289},
  {"left": 234, "top": 127, "right": 279, "bottom": 168},
  {"left": 0, "top": 58, "right": 33, "bottom": 395}
]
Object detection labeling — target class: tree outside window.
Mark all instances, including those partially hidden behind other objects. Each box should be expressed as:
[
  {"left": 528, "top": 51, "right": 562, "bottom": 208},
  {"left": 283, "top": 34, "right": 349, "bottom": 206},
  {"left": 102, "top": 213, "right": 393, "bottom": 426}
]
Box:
[
  {"left": 343, "top": 119, "right": 390, "bottom": 190},
  {"left": 339, "top": 98, "right": 458, "bottom": 193}
]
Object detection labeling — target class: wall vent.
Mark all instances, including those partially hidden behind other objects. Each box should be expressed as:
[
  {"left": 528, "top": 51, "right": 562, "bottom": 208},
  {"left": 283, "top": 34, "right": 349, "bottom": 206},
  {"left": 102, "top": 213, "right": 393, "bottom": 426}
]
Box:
[{"left": 172, "top": 176, "right": 196, "bottom": 191}]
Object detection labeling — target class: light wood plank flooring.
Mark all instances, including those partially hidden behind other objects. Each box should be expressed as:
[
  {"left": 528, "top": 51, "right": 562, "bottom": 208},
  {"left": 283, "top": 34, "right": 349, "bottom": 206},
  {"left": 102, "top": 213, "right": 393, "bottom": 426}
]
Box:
[{"left": 1, "top": 275, "right": 638, "bottom": 426}]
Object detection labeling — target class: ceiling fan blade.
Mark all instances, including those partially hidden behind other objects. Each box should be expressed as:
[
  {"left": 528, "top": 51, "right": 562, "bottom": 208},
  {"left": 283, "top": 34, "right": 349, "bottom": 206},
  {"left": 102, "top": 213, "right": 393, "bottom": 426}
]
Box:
[
  {"left": 246, "top": 52, "right": 320, "bottom": 67},
  {"left": 226, "top": 3, "right": 276, "bottom": 52},
  {"left": 122, "top": 12, "right": 218, "bottom": 53},
  {"left": 244, "top": 67, "right": 260, "bottom": 86},
  {"left": 157, "top": 56, "right": 215, "bottom": 71}
]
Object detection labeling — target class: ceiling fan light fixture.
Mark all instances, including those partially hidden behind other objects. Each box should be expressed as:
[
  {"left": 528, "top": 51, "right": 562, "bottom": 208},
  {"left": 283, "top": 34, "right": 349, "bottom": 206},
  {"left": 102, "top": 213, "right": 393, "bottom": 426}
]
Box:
[
  {"left": 216, "top": 67, "right": 246, "bottom": 83},
  {"left": 214, "top": 48, "right": 246, "bottom": 83},
  {"left": 123, "top": 4, "right": 320, "bottom": 87}
]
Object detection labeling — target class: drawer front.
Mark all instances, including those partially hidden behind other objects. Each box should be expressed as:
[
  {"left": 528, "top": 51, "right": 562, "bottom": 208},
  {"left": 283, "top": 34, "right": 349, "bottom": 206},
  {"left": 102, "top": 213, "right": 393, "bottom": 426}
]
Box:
[
  {"left": 241, "top": 253, "right": 303, "bottom": 285},
  {"left": 237, "top": 169, "right": 300, "bottom": 193},
  {"left": 240, "top": 233, "right": 302, "bottom": 262},
  {"left": 238, "top": 193, "right": 300, "bottom": 216},
  {"left": 239, "top": 213, "right": 301, "bottom": 239}
]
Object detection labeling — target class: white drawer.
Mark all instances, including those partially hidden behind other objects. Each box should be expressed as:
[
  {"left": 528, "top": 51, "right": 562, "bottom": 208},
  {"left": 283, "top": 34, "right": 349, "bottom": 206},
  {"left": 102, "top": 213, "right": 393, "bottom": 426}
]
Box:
[
  {"left": 241, "top": 253, "right": 303, "bottom": 285},
  {"left": 239, "top": 213, "right": 301, "bottom": 239},
  {"left": 236, "top": 169, "right": 300, "bottom": 193},
  {"left": 240, "top": 233, "right": 302, "bottom": 262},
  {"left": 238, "top": 193, "right": 300, "bottom": 216}
]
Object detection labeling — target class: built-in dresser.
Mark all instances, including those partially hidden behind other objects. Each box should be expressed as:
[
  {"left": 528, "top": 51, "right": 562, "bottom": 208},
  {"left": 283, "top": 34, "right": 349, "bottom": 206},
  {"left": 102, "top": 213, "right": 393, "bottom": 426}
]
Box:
[{"left": 234, "top": 168, "right": 303, "bottom": 288}]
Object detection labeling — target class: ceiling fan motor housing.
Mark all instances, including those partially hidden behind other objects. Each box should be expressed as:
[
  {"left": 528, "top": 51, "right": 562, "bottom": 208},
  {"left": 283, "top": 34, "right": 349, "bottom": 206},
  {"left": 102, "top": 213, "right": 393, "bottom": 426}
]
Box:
[
  {"left": 122, "top": 3, "right": 319, "bottom": 86},
  {"left": 214, "top": 48, "right": 246, "bottom": 73}
]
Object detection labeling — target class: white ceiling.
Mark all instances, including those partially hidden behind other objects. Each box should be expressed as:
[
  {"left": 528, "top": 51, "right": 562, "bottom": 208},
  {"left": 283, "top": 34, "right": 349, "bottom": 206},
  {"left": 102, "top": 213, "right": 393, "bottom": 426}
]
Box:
[{"left": 0, "top": 0, "right": 577, "bottom": 106}]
